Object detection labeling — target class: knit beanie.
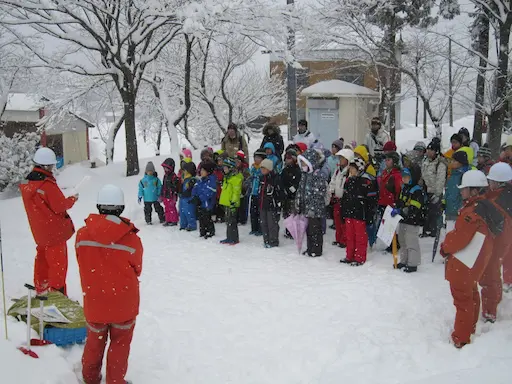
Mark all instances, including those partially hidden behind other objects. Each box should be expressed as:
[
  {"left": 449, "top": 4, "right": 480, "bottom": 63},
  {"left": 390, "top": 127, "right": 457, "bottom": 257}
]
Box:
[
  {"left": 477, "top": 146, "right": 492, "bottom": 159},
  {"left": 296, "top": 142, "right": 308, "bottom": 153},
  {"left": 285, "top": 148, "right": 298, "bottom": 159},
  {"left": 427, "top": 140, "right": 441, "bottom": 153},
  {"left": 351, "top": 157, "right": 366, "bottom": 173},
  {"left": 260, "top": 158, "right": 274, "bottom": 171},
  {"left": 236, "top": 150, "right": 246, "bottom": 161},
  {"left": 383, "top": 141, "right": 397, "bottom": 152},
  {"left": 450, "top": 134, "right": 463, "bottom": 145},
  {"left": 145, "top": 161, "right": 156, "bottom": 173},
  {"left": 223, "top": 157, "right": 237, "bottom": 169},
  {"left": 254, "top": 149, "right": 267, "bottom": 160},
  {"left": 201, "top": 161, "right": 216, "bottom": 174},
  {"left": 332, "top": 139, "right": 344, "bottom": 151},
  {"left": 385, "top": 151, "right": 401, "bottom": 167},
  {"left": 452, "top": 150, "right": 469, "bottom": 166},
  {"left": 413, "top": 141, "right": 427, "bottom": 151}
]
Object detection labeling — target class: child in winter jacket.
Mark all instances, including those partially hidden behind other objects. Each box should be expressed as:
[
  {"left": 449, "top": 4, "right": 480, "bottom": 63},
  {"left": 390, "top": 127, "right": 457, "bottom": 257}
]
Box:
[
  {"left": 329, "top": 148, "right": 354, "bottom": 247},
  {"left": 192, "top": 161, "right": 217, "bottom": 238},
  {"left": 476, "top": 145, "right": 494, "bottom": 175},
  {"left": 259, "top": 159, "right": 284, "bottom": 248},
  {"left": 161, "top": 158, "right": 180, "bottom": 226},
  {"left": 219, "top": 158, "right": 243, "bottom": 245},
  {"left": 296, "top": 149, "right": 328, "bottom": 257},
  {"left": 138, "top": 161, "right": 165, "bottom": 225},
  {"left": 248, "top": 149, "right": 266, "bottom": 235},
  {"left": 281, "top": 147, "right": 302, "bottom": 239},
  {"left": 445, "top": 151, "right": 471, "bottom": 222},
  {"left": 179, "top": 161, "right": 198, "bottom": 231},
  {"left": 213, "top": 150, "right": 226, "bottom": 223},
  {"left": 263, "top": 142, "right": 282, "bottom": 172},
  {"left": 196, "top": 147, "right": 214, "bottom": 176},
  {"left": 236, "top": 150, "right": 251, "bottom": 225},
  {"left": 340, "top": 158, "right": 374, "bottom": 266},
  {"left": 392, "top": 165, "right": 426, "bottom": 273}
]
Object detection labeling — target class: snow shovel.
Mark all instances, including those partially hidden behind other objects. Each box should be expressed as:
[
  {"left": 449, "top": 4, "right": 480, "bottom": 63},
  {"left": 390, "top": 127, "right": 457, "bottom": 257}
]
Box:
[
  {"left": 18, "top": 284, "right": 38, "bottom": 358},
  {"left": 30, "top": 295, "right": 52, "bottom": 346}
]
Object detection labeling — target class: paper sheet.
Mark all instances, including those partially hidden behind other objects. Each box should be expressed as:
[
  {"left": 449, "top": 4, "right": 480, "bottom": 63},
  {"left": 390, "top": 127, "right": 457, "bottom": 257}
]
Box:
[
  {"left": 377, "top": 206, "right": 403, "bottom": 247},
  {"left": 30, "top": 304, "right": 71, "bottom": 323},
  {"left": 454, "top": 232, "right": 486, "bottom": 269}
]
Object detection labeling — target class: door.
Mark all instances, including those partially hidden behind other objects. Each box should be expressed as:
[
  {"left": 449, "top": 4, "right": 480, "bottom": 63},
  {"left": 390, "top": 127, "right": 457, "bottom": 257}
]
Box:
[
  {"left": 46, "top": 134, "right": 64, "bottom": 168},
  {"left": 308, "top": 108, "right": 339, "bottom": 148}
]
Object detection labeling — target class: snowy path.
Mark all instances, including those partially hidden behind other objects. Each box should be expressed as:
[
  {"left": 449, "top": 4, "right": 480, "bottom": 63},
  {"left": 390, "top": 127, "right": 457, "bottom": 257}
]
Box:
[{"left": 1, "top": 159, "right": 511, "bottom": 383}]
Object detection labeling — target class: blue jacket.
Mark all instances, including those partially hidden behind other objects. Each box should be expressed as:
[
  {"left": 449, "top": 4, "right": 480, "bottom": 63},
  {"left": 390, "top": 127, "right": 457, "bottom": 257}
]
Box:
[
  {"left": 249, "top": 165, "right": 263, "bottom": 196},
  {"left": 445, "top": 165, "right": 470, "bottom": 220},
  {"left": 192, "top": 174, "right": 217, "bottom": 210},
  {"left": 263, "top": 142, "right": 282, "bottom": 172},
  {"left": 327, "top": 155, "right": 338, "bottom": 178},
  {"left": 138, "top": 174, "right": 162, "bottom": 202}
]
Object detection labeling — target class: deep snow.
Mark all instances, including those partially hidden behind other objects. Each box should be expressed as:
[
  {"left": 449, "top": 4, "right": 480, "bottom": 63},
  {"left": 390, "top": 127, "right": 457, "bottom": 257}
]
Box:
[{"left": 0, "top": 127, "right": 511, "bottom": 383}]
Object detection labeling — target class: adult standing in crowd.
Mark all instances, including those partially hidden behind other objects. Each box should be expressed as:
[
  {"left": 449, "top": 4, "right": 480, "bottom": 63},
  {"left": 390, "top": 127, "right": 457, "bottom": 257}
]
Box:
[
  {"left": 459, "top": 127, "right": 479, "bottom": 166},
  {"left": 260, "top": 124, "right": 285, "bottom": 159},
  {"left": 364, "top": 117, "right": 390, "bottom": 160},
  {"left": 293, "top": 119, "right": 316, "bottom": 147},
  {"left": 221, "top": 123, "right": 249, "bottom": 162},
  {"left": 421, "top": 140, "right": 447, "bottom": 237},
  {"left": 20, "top": 147, "right": 78, "bottom": 295}
]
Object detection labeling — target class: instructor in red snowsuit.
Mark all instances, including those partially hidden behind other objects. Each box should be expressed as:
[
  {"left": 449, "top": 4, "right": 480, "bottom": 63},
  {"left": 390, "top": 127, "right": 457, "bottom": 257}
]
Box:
[
  {"left": 20, "top": 147, "right": 77, "bottom": 295},
  {"left": 76, "top": 184, "right": 143, "bottom": 384}
]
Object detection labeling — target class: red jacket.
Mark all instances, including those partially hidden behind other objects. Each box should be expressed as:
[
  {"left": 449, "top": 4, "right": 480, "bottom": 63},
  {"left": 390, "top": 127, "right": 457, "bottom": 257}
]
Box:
[
  {"left": 20, "top": 167, "right": 76, "bottom": 247},
  {"left": 75, "top": 214, "right": 143, "bottom": 323},
  {"left": 378, "top": 167, "right": 402, "bottom": 207},
  {"left": 213, "top": 168, "right": 224, "bottom": 200}
]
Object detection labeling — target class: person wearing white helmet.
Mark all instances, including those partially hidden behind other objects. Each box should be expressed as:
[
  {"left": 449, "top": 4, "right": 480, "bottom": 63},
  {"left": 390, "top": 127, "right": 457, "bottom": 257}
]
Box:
[
  {"left": 19, "top": 147, "right": 79, "bottom": 295},
  {"left": 484, "top": 162, "right": 512, "bottom": 301},
  {"left": 440, "top": 170, "right": 505, "bottom": 348},
  {"left": 75, "top": 184, "right": 142, "bottom": 384},
  {"left": 329, "top": 148, "right": 354, "bottom": 248}
]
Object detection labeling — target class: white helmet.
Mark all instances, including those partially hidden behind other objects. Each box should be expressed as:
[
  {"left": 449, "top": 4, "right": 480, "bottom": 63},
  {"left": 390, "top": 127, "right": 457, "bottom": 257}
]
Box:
[
  {"left": 33, "top": 147, "right": 57, "bottom": 165},
  {"left": 97, "top": 184, "right": 124, "bottom": 206},
  {"left": 458, "top": 170, "right": 488, "bottom": 189},
  {"left": 487, "top": 162, "right": 512, "bottom": 182},
  {"left": 336, "top": 148, "right": 355, "bottom": 162}
]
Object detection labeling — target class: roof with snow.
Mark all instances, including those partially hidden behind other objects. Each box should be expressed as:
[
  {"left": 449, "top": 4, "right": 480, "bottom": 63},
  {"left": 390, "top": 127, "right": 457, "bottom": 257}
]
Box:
[
  {"left": 5, "top": 93, "right": 48, "bottom": 111},
  {"left": 301, "top": 80, "right": 379, "bottom": 98},
  {"left": 269, "top": 48, "right": 371, "bottom": 62}
]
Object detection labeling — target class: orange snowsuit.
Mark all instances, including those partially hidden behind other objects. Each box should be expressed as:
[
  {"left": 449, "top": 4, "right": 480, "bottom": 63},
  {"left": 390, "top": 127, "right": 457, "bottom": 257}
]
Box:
[
  {"left": 441, "top": 195, "right": 504, "bottom": 346},
  {"left": 76, "top": 213, "right": 143, "bottom": 384},
  {"left": 20, "top": 167, "right": 76, "bottom": 294}
]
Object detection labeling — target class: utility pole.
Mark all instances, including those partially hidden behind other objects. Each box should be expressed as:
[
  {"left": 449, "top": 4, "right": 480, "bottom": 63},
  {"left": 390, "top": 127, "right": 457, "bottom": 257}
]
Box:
[
  {"left": 415, "top": 54, "right": 420, "bottom": 128},
  {"left": 448, "top": 37, "right": 453, "bottom": 127},
  {"left": 286, "top": 0, "right": 297, "bottom": 140}
]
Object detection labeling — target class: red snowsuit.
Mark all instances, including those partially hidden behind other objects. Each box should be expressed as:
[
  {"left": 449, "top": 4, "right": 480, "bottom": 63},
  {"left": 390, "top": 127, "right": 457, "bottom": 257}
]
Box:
[
  {"left": 76, "top": 214, "right": 143, "bottom": 384},
  {"left": 441, "top": 195, "right": 503, "bottom": 346},
  {"left": 378, "top": 167, "right": 402, "bottom": 207},
  {"left": 20, "top": 167, "right": 76, "bottom": 294}
]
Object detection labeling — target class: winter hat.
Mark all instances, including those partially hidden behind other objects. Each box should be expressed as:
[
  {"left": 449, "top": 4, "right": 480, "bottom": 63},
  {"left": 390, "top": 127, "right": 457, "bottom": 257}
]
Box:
[
  {"left": 383, "top": 141, "right": 397, "bottom": 152},
  {"left": 260, "top": 158, "right": 274, "bottom": 171},
  {"left": 161, "top": 158, "right": 175, "bottom": 172},
  {"left": 477, "top": 146, "right": 492, "bottom": 159},
  {"left": 236, "top": 150, "right": 246, "bottom": 161},
  {"left": 450, "top": 133, "right": 463, "bottom": 145},
  {"left": 145, "top": 161, "right": 156, "bottom": 173},
  {"left": 427, "top": 140, "right": 441, "bottom": 153},
  {"left": 354, "top": 145, "right": 370, "bottom": 163},
  {"left": 227, "top": 122, "right": 238, "bottom": 132},
  {"left": 401, "top": 168, "right": 412, "bottom": 184},
  {"left": 336, "top": 148, "right": 355, "bottom": 163},
  {"left": 458, "top": 127, "right": 470, "bottom": 139},
  {"left": 332, "top": 139, "right": 344, "bottom": 151},
  {"left": 285, "top": 148, "right": 298, "bottom": 159},
  {"left": 296, "top": 142, "right": 308, "bottom": 153},
  {"left": 385, "top": 151, "right": 401, "bottom": 167},
  {"left": 351, "top": 157, "right": 366, "bottom": 173},
  {"left": 413, "top": 141, "right": 427, "bottom": 151},
  {"left": 452, "top": 150, "right": 469, "bottom": 166},
  {"left": 254, "top": 149, "right": 267, "bottom": 159},
  {"left": 183, "top": 161, "right": 196, "bottom": 176},
  {"left": 201, "top": 161, "right": 216, "bottom": 175},
  {"left": 180, "top": 148, "right": 192, "bottom": 159},
  {"left": 223, "top": 157, "right": 237, "bottom": 169},
  {"left": 298, "top": 119, "right": 308, "bottom": 128}
]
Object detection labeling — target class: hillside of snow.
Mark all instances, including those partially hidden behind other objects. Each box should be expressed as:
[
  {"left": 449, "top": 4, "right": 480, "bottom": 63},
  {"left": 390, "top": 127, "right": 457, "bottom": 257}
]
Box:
[{"left": 0, "top": 126, "right": 511, "bottom": 383}]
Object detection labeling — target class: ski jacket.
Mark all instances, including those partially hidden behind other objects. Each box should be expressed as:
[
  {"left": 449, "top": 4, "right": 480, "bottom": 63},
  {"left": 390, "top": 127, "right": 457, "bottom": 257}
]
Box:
[
  {"left": 263, "top": 142, "right": 282, "bottom": 172},
  {"left": 280, "top": 163, "right": 301, "bottom": 200},
  {"left": 192, "top": 174, "right": 217, "bottom": 210},
  {"left": 161, "top": 162, "right": 180, "bottom": 200},
  {"left": 260, "top": 125, "right": 285, "bottom": 158},
  {"left": 180, "top": 174, "right": 197, "bottom": 199},
  {"left": 421, "top": 155, "right": 447, "bottom": 196},
  {"left": 445, "top": 165, "right": 470, "bottom": 220},
  {"left": 213, "top": 167, "right": 224, "bottom": 200},
  {"left": 442, "top": 195, "right": 503, "bottom": 283},
  {"left": 397, "top": 165, "right": 426, "bottom": 226},
  {"left": 293, "top": 130, "right": 316, "bottom": 147},
  {"left": 329, "top": 165, "right": 349, "bottom": 199},
  {"left": 259, "top": 171, "right": 284, "bottom": 211},
  {"left": 20, "top": 167, "right": 76, "bottom": 247},
  {"left": 138, "top": 174, "right": 162, "bottom": 202},
  {"left": 295, "top": 149, "right": 327, "bottom": 218},
  {"left": 378, "top": 167, "right": 402, "bottom": 207},
  {"left": 76, "top": 214, "right": 143, "bottom": 324},
  {"left": 364, "top": 128, "right": 390, "bottom": 158},
  {"left": 341, "top": 174, "right": 373, "bottom": 222},
  {"left": 219, "top": 171, "right": 243, "bottom": 208},
  {"left": 249, "top": 164, "right": 263, "bottom": 196}
]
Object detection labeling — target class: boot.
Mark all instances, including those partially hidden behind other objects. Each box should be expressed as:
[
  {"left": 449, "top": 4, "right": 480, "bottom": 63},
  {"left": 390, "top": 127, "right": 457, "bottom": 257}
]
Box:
[{"left": 403, "top": 266, "right": 418, "bottom": 273}]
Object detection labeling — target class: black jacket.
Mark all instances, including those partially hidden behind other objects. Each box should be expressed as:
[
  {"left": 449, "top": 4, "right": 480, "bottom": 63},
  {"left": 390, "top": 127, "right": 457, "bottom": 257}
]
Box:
[
  {"left": 396, "top": 164, "right": 425, "bottom": 226},
  {"left": 341, "top": 175, "right": 373, "bottom": 221},
  {"left": 260, "top": 126, "right": 285, "bottom": 158},
  {"left": 280, "top": 163, "right": 301, "bottom": 200},
  {"left": 259, "top": 171, "right": 284, "bottom": 211}
]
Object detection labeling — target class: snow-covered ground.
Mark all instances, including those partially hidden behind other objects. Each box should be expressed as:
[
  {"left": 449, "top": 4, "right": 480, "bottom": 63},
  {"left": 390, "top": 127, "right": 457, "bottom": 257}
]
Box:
[{"left": 0, "top": 127, "right": 511, "bottom": 384}]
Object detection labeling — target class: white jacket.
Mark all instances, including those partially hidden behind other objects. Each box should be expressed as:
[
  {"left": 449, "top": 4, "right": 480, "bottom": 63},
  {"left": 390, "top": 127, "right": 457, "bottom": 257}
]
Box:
[
  {"left": 364, "top": 129, "right": 390, "bottom": 157},
  {"left": 329, "top": 166, "right": 349, "bottom": 198},
  {"left": 293, "top": 131, "right": 316, "bottom": 147}
]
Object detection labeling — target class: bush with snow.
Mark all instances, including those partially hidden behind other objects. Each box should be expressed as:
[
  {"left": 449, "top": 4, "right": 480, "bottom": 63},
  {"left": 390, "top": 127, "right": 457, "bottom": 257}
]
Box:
[{"left": 0, "top": 131, "right": 39, "bottom": 191}]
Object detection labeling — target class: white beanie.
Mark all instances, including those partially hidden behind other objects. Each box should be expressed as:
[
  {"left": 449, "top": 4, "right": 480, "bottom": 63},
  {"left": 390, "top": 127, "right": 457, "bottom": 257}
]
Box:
[{"left": 260, "top": 158, "right": 274, "bottom": 171}]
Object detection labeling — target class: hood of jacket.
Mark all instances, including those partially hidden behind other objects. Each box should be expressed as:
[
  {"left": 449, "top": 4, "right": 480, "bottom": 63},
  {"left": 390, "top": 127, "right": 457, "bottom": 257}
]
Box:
[
  {"left": 299, "top": 149, "right": 321, "bottom": 173},
  {"left": 83, "top": 214, "right": 138, "bottom": 245},
  {"left": 263, "top": 125, "right": 281, "bottom": 137},
  {"left": 162, "top": 158, "right": 175, "bottom": 173},
  {"left": 263, "top": 142, "right": 276, "bottom": 154},
  {"left": 354, "top": 145, "right": 370, "bottom": 163},
  {"left": 22, "top": 167, "right": 56, "bottom": 198}
]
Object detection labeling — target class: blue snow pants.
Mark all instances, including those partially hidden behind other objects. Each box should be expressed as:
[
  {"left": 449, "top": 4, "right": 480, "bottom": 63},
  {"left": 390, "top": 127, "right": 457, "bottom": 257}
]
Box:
[{"left": 179, "top": 197, "right": 197, "bottom": 230}]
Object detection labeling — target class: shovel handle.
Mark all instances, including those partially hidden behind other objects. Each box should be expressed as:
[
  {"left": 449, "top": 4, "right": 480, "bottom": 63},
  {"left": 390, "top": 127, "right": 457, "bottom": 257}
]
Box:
[{"left": 24, "top": 284, "right": 35, "bottom": 290}]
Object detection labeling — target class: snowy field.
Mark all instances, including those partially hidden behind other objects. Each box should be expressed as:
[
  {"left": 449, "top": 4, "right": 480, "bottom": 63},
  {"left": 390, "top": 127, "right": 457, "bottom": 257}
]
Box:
[{"left": 0, "top": 123, "right": 511, "bottom": 383}]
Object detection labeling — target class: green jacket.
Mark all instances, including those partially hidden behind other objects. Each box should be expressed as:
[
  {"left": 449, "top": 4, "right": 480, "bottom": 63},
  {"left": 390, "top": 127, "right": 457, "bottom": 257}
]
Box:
[{"left": 219, "top": 172, "right": 243, "bottom": 208}]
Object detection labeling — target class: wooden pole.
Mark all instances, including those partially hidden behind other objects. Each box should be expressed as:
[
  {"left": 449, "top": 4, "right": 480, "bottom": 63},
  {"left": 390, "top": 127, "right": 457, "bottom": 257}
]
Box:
[{"left": 392, "top": 233, "right": 398, "bottom": 269}]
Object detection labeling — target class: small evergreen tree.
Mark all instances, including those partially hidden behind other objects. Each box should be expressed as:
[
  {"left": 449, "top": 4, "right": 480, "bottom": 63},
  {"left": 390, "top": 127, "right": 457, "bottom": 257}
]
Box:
[{"left": 0, "top": 132, "right": 39, "bottom": 191}]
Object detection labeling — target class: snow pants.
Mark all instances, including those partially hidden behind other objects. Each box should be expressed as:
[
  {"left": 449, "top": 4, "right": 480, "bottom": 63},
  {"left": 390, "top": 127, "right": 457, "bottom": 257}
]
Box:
[
  {"left": 306, "top": 217, "right": 323, "bottom": 256},
  {"left": 479, "top": 250, "right": 503, "bottom": 322},
  {"left": 198, "top": 207, "right": 215, "bottom": 237},
  {"left": 345, "top": 218, "right": 368, "bottom": 263},
  {"left": 449, "top": 282, "right": 480, "bottom": 346},
  {"left": 214, "top": 204, "right": 225, "bottom": 223},
  {"left": 423, "top": 194, "right": 442, "bottom": 235},
  {"left": 250, "top": 195, "right": 261, "bottom": 233},
  {"left": 82, "top": 319, "right": 135, "bottom": 384},
  {"left": 504, "top": 246, "right": 512, "bottom": 285},
  {"left": 162, "top": 196, "right": 179, "bottom": 224},
  {"left": 179, "top": 197, "right": 197, "bottom": 230},
  {"left": 34, "top": 243, "right": 68, "bottom": 295},
  {"left": 225, "top": 207, "right": 239, "bottom": 243},
  {"left": 282, "top": 198, "right": 296, "bottom": 237},
  {"left": 144, "top": 201, "right": 164, "bottom": 224},
  {"left": 398, "top": 223, "right": 421, "bottom": 267},
  {"left": 332, "top": 201, "right": 346, "bottom": 245},
  {"left": 238, "top": 195, "right": 249, "bottom": 225},
  {"left": 261, "top": 209, "right": 280, "bottom": 247}
]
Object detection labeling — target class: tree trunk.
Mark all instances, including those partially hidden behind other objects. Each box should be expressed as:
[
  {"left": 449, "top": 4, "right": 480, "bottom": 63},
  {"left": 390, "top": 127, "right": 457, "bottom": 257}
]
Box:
[
  {"left": 156, "top": 119, "right": 163, "bottom": 156},
  {"left": 488, "top": 19, "right": 512, "bottom": 159},
  {"left": 106, "top": 114, "right": 125, "bottom": 165},
  {"left": 123, "top": 91, "right": 140, "bottom": 176},
  {"left": 473, "top": 12, "right": 490, "bottom": 146}
]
